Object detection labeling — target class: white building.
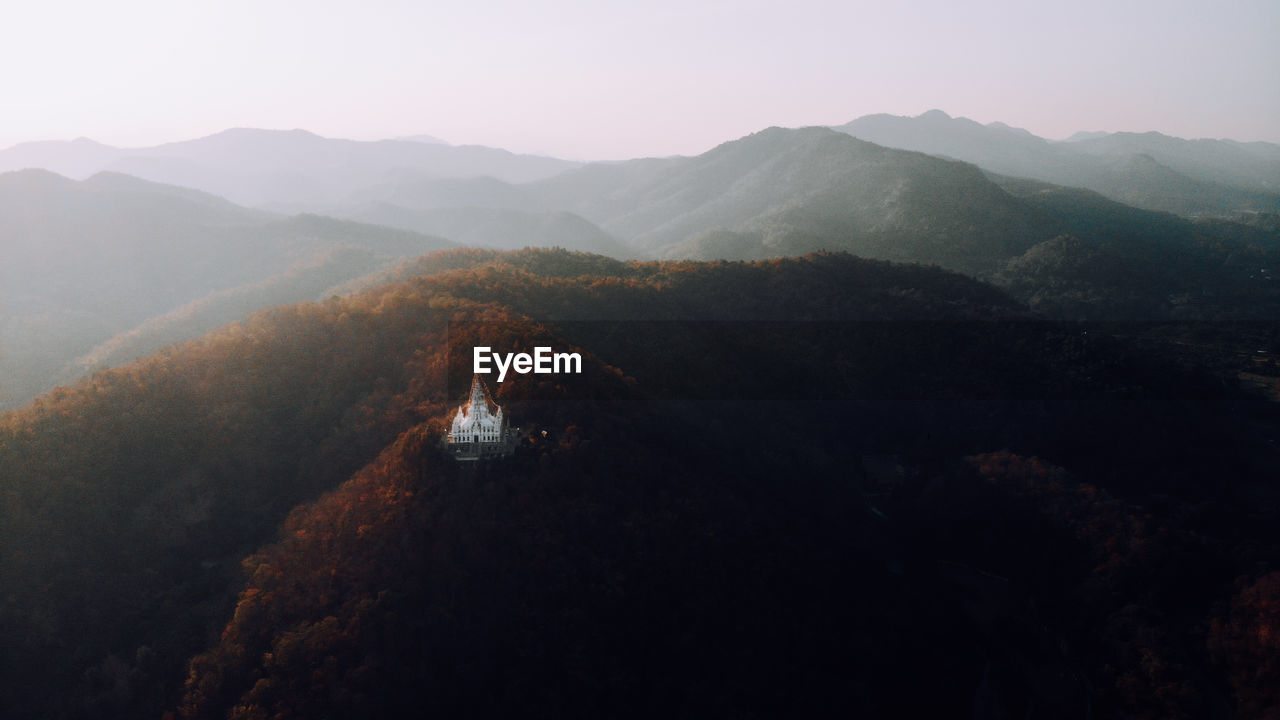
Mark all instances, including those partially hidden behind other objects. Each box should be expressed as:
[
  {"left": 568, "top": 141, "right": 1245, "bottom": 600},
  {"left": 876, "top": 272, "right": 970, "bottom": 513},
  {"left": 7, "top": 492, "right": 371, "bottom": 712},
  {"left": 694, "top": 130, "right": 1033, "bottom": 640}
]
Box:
[{"left": 448, "top": 374, "right": 515, "bottom": 459}]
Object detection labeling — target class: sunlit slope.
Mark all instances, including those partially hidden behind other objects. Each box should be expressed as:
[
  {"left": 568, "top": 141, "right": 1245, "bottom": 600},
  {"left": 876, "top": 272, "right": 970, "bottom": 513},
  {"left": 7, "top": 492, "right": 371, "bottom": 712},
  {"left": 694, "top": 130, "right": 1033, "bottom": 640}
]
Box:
[{"left": 0, "top": 170, "right": 455, "bottom": 409}]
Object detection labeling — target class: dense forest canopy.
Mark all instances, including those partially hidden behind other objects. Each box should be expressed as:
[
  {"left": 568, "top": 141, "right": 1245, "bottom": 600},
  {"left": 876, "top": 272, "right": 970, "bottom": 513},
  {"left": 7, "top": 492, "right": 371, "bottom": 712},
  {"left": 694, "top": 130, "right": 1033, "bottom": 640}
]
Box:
[{"left": 0, "top": 248, "right": 1276, "bottom": 718}]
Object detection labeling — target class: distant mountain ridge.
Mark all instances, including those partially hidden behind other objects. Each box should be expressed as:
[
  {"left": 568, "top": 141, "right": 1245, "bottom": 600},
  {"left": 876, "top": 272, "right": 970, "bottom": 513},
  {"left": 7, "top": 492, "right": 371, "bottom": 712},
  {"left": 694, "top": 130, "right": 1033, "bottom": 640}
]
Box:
[
  {"left": 304, "top": 126, "right": 1066, "bottom": 270},
  {"left": 6, "top": 119, "right": 1277, "bottom": 269},
  {"left": 0, "top": 128, "right": 579, "bottom": 207},
  {"left": 4, "top": 120, "right": 1278, "bottom": 397},
  {"left": 517, "top": 126, "right": 1058, "bottom": 271},
  {"left": 9, "top": 117, "right": 1278, "bottom": 222},
  {"left": 339, "top": 123, "right": 1279, "bottom": 292},
  {"left": 834, "top": 110, "right": 1280, "bottom": 215}
]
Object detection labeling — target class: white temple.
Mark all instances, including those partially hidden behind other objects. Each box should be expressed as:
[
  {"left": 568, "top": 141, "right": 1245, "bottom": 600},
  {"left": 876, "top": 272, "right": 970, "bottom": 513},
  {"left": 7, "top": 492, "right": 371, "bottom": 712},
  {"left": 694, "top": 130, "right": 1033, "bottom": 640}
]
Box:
[{"left": 447, "top": 374, "right": 515, "bottom": 459}]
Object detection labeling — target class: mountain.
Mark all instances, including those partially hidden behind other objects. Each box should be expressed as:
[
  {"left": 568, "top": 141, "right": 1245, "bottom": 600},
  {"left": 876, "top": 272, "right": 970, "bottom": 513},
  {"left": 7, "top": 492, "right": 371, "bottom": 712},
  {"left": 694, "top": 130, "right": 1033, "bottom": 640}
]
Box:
[
  {"left": 5, "top": 123, "right": 1276, "bottom": 411},
  {"left": 515, "top": 125, "right": 1280, "bottom": 317},
  {"left": 10, "top": 121, "right": 1273, "bottom": 276},
  {"left": 1069, "top": 130, "right": 1280, "bottom": 191},
  {"left": 0, "top": 129, "right": 580, "bottom": 208},
  {"left": 1082, "top": 151, "right": 1280, "bottom": 216},
  {"left": 352, "top": 204, "right": 637, "bottom": 257},
  {"left": 1064, "top": 131, "right": 1110, "bottom": 142},
  {"left": 334, "top": 125, "right": 1280, "bottom": 319},
  {"left": 520, "top": 126, "right": 1061, "bottom": 271},
  {"left": 0, "top": 130, "right": 624, "bottom": 261},
  {"left": 0, "top": 248, "right": 1276, "bottom": 718},
  {"left": 834, "top": 110, "right": 1280, "bottom": 216},
  {"left": 347, "top": 172, "right": 539, "bottom": 211},
  {"left": 322, "top": 126, "right": 1068, "bottom": 270},
  {"left": 0, "top": 137, "right": 126, "bottom": 178},
  {"left": 0, "top": 170, "right": 456, "bottom": 410},
  {"left": 62, "top": 243, "right": 392, "bottom": 381},
  {"left": 837, "top": 109, "right": 1057, "bottom": 175},
  {"left": 396, "top": 133, "right": 449, "bottom": 145},
  {"left": 987, "top": 174, "right": 1280, "bottom": 319}
]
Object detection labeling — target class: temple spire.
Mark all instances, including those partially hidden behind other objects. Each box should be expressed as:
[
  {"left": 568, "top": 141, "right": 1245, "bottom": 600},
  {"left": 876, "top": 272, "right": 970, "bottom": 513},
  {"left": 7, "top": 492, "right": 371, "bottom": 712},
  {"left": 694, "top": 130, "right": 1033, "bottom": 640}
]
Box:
[{"left": 469, "top": 374, "right": 486, "bottom": 410}]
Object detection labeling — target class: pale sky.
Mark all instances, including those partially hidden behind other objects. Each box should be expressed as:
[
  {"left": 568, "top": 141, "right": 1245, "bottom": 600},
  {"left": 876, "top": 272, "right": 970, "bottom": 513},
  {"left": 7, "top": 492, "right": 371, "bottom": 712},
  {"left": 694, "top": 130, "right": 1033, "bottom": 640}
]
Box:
[{"left": 1, "top": 0, "right": 1276, "bottom": 160}]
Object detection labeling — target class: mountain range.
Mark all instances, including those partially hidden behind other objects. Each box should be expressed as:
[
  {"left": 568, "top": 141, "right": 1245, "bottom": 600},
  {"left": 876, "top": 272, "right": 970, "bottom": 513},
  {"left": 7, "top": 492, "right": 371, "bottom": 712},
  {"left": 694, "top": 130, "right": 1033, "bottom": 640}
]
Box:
[
  {"left": 2, "top": 107, "right": 1280, "bottom": 718},
  {"left": 0, "top": 129, "right": 579, "bottom": 208},
  {"left": 305, "top": 124, "right": 1280, "bottom": 299},
  {"left": 4, "top": 118, "right": 1279, "bottom": 409},
  {"left": 834, "top": 109, "right": 1280, "bottom": 216},
  {"left": 6, "top": 115, "right": 1278, "bottom": 251}
]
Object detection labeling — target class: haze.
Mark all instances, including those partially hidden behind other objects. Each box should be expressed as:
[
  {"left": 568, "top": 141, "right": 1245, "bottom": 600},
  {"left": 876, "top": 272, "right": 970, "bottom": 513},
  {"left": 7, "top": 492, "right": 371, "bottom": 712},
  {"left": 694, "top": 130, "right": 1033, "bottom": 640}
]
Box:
[{"left": 1, "top": 0, "right": 1277, "bottom": 160}]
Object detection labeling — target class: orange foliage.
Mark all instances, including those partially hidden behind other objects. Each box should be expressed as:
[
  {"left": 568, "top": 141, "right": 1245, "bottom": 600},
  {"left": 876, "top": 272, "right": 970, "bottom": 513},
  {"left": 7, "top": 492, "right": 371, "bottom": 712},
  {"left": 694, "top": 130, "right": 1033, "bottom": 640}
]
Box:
[{"left": 1210, "top": 572, "right": 1280, "bottom": 719}]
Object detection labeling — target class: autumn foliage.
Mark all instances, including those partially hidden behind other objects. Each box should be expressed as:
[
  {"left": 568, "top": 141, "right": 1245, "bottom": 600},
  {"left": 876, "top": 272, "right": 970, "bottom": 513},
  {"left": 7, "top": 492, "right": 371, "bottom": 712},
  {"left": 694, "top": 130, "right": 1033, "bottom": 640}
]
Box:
[{"left": 0, "top": 248, "right": 1276, "bottom": 718}]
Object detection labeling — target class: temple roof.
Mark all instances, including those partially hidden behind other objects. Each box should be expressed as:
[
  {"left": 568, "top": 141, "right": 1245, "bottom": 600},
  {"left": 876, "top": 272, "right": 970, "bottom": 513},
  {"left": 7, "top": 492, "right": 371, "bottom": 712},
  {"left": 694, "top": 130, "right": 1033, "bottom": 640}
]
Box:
[{"left": 464, "top": 374, "right": 501, "bottom": 417}]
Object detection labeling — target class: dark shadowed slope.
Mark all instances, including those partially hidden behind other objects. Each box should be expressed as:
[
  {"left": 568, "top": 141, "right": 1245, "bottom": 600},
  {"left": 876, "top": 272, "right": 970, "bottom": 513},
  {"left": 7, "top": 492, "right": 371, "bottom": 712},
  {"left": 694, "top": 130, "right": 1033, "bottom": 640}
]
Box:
[
  {"left": 1, "top": 249, "right": 1274, "bottom": 718},
  {"left": 989, "top": 174, "right": 1280, "bottom": 319},
  {"left": 0, "top": 250, "right": 1023, "bottom": 719}
]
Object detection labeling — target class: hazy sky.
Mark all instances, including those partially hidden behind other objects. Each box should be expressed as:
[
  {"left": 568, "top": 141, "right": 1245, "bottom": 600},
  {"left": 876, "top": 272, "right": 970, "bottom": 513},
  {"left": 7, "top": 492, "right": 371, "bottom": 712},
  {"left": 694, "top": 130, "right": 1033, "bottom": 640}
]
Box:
[{"left": 2, "top": 0, "right": 1276, "bottom": 160}]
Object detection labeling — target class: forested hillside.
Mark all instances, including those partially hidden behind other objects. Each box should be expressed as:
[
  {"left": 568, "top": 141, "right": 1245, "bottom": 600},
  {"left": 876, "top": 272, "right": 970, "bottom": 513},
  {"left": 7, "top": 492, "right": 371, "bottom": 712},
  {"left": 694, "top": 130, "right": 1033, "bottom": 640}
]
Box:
[
  {"left": 0, "top": 249, "right": 1276, "bottom": 718},
  {"left": 989, "top": 176, "right": 1280, "bottom": 319}
]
